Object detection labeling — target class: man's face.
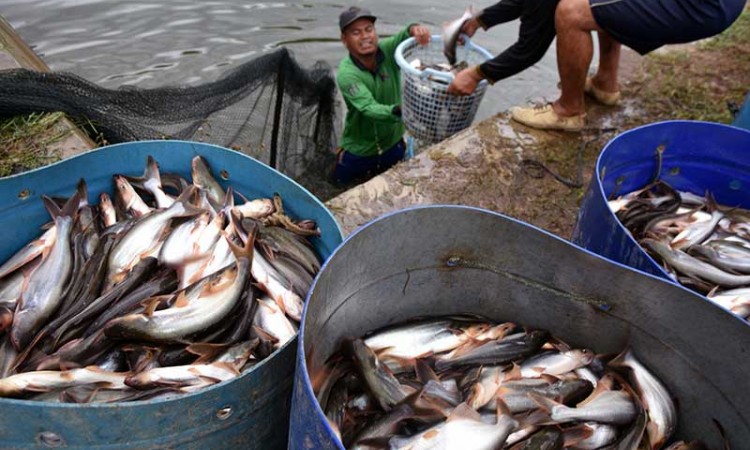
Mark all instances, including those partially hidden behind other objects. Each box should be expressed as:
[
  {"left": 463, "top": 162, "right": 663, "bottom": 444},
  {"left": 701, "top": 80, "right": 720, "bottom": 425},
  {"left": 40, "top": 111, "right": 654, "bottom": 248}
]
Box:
[{"left": 341, "top": 18, "right": 378, "bottom": 59}]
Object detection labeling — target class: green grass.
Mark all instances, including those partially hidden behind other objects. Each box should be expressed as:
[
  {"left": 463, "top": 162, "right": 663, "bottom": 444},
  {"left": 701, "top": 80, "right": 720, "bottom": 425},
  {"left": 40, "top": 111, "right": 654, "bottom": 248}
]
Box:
[
  {"left": 702, "top": 9, "right": 750, "bottom": 50},
  {"left": 631, "top": 11, "right": 750, "bottom": 125},
  {"left": 0, "top": 112, "right": 68, "bottom": 177}
]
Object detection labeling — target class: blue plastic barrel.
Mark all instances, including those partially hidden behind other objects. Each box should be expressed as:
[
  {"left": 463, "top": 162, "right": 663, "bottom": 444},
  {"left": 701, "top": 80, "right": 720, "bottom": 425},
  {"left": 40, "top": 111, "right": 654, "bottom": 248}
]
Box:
[
  {"left": 572, "top": 120, "right": 750, "bottom": 280},
  {"left": 0, "top": 140, "right": 343, "bottom": 449},
  {"left": 289, "top": 205, "right": 750, "bottom": 449}
]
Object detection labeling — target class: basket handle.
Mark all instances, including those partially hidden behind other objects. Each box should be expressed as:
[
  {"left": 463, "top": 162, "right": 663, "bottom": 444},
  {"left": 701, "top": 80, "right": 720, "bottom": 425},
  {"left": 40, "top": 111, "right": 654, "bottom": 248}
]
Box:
[{"left": 396, "top": 34, "right": 483, "bottom": 82}]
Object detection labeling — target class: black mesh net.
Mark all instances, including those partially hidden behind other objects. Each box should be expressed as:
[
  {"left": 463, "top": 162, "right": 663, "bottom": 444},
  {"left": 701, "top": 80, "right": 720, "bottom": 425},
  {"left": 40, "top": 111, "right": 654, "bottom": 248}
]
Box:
[{"left": 0, "top": 48, "right": 340, "bottom": 199}]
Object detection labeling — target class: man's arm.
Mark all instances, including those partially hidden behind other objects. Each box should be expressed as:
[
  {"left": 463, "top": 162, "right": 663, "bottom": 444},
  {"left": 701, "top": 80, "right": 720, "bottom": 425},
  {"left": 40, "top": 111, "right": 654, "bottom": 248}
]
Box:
[
  {"left": 338, "top": 74, "right": 402, "bottom": 123},
  {"left": 380, "top": 24, "right": 431, "bottom": 56}
]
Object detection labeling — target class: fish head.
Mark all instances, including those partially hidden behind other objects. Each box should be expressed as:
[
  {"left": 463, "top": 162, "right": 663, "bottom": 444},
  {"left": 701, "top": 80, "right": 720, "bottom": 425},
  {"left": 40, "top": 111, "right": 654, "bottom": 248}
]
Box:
[{"left": 341, "top": 18, "right": 379, "bottom": 59}]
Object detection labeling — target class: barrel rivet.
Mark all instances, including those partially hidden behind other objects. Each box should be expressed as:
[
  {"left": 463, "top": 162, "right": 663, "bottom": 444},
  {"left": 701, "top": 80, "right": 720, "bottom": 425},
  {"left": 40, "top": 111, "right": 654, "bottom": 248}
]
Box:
[
  {"left": 38, "top": 431, "right": 64, "bottom": 448},
  {"left": 220, "top": 169, "right": 230, "bottom": 180},
  {"left": 446, "top": 256, "right": 462, "bottom": 267},
  {"left": 216, "top": 406, "right": 233, "bottom": 420},
  {"left": 18, "top": 189, "right": 30, "bottom": 200}
]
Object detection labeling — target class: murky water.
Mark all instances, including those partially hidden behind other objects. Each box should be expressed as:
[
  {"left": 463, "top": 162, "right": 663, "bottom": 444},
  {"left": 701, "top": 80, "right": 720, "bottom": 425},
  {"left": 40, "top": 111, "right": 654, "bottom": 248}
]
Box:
[{"left": 1, "top": 0, "right": 561, "bottom": 123}]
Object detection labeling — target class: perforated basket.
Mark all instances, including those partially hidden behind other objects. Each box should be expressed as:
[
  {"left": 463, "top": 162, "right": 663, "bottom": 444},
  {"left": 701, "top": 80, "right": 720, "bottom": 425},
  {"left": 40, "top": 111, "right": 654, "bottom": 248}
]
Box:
[{"left": 395, "top": 35, "right": 493, "bottom": 144}]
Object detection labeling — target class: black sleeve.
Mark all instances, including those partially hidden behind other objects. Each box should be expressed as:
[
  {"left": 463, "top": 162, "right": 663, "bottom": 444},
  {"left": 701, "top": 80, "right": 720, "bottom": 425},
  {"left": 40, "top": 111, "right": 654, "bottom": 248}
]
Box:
[
  {"left": 477, "top": 0, "right": 525, "bottom": 29},
  {"left": 478, "top": 0, "right": 558, "bottom": 82}
]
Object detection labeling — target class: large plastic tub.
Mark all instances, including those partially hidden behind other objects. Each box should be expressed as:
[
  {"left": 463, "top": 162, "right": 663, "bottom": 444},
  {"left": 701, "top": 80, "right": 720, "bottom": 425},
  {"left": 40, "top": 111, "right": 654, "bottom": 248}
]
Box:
[
  {"left": 0, "top": 140, "right": 343, "bottom": 449},
  {"left": 572, "top": 120, "right": 750, "bottom": 280},
  {"left": 289, "top": 205, "right": 750, "bottom": 449}
]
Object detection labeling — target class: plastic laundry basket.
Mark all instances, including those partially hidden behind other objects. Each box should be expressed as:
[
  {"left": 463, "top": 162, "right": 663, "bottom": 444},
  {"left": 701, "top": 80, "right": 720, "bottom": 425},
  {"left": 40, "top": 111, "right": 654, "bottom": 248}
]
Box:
[{"left": 395, "top": 35, "right": 493, "bottom": 144}]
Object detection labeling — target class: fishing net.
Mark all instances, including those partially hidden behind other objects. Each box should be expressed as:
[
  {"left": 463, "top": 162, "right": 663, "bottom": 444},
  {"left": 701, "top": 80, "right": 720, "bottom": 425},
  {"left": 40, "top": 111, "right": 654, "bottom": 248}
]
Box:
[{"left": 0, "top": 48, "right": 339, "bottom": 198}]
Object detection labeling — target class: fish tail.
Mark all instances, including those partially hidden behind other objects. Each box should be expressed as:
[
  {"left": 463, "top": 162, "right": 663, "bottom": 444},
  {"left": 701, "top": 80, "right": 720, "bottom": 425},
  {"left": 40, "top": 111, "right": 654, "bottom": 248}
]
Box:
[{"left": 144, "top": 155, "right": 163, "bottom": 187}]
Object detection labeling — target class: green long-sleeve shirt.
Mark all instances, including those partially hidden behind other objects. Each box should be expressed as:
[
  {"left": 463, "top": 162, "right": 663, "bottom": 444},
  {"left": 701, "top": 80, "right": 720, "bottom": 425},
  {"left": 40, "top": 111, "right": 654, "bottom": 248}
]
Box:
[{"left": 337, "top": 26, "right": 412, "bottom": 157}]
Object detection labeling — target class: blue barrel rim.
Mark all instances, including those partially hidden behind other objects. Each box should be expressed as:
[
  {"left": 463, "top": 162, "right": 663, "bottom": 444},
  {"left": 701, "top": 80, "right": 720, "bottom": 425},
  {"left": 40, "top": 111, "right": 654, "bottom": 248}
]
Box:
[
  {"left": 0, "top": 139, "right": 344, "bottom": 410},
  {"left": 593, "top": 120, "right": 750, "bottom": 282},
  {"left": 294, "top": 203, "right": 734, "bottom": 448}
]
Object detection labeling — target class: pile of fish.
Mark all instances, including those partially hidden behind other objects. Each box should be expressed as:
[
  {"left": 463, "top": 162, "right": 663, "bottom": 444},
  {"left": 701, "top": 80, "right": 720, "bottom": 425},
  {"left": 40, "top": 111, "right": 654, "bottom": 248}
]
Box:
[
  {"left": 314, "top": 316, "right": 707, "bottom": 450},
  {"left": 0, "top": 155, "right": 321, "bottom": 402},
  {"left": 609, "top": 180, "right": 750, "bottom": 320}
]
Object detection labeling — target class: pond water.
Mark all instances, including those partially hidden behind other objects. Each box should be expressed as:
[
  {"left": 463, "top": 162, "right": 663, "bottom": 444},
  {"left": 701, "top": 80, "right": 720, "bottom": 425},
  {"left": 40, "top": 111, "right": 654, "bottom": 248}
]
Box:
[{"left": 1, "top": 0, "right": 561, "bottom": 123}]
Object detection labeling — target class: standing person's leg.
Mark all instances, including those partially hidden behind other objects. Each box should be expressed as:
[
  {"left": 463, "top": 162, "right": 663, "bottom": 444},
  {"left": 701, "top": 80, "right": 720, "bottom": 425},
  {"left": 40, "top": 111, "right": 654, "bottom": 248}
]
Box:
[
  {"left": 554, "top": 0, "right": 600, "bottom": 117},
  {"left": 510, "top": 0, "right": 601, "bottom": 131},
  {"left": 585, "top": 31, "right": 621, "bottom": 105}
]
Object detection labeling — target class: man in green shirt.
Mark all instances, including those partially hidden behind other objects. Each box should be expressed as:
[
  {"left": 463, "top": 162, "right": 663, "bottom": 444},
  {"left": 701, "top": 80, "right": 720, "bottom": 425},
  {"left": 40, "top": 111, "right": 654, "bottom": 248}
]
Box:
[{"left": 335, "top": 6, "right": 430, "bottom": 184}]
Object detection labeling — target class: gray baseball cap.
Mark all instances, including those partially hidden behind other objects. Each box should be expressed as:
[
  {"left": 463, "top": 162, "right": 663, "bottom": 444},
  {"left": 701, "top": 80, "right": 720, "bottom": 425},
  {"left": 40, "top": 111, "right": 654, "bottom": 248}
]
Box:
[{"left": 339, "top": 6, "right": 377, "bottom": 32}]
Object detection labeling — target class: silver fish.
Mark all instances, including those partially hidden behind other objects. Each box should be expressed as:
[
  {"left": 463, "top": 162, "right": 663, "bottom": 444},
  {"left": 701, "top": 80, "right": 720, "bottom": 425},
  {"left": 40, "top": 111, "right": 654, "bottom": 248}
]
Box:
[
  {"left": 641, "top": 238, "right": 750, "bottom": 287},
  {"left": 141, "top": 155, "right": 175, "bottom": 209},
  {"left": 191, "top": 155, "right": 225, "bottom": 209},
  {"left": 389, "top": 402, "right": 518, "bottom": 450},
  {"left": 252, "top": 296, "right": 298, "bottom": 349},
  {"left": 0, "top": 225, "right": 54, "bottom": 279},
  {"left": 609, "top": 349, "right": 676, "bottom": 449},
  {"left": 568, "top": 423, "right": 618, "bottom": 449},
  {"left": 11, "top": 195, "right": 77, "bottom": 351},
  {"left": 531, "top": 390, "right": 637, "bottom": 425},
  {"left": 251, "top": 247, "right": 305, "bottom": 322},
  {"left": 105, "top": 186, "right": 202, "bottom": 289},
  {"left": 113, "top": 175, "right": 151, "bottom": 218},
  {"left": 348, "top": 338, "right": 409, "bottom": 411},
  {"left": 441, "top": 6, "right": 473, "bottom": 66},
  {"left": 519, "top": 349, "right": 595, "bottom": 378},
  {"left": 125, "top": 362, "right": 239, "bottom": 391},
  {"left": 104, "top": 233, "right": 253, "bottom": 343},
  {"left": 0, "top": 367, "right": 129, "bottom": 398}
]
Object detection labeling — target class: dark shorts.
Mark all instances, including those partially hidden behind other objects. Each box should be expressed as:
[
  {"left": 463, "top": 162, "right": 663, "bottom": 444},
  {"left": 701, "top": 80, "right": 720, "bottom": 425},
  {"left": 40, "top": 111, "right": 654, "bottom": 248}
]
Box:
[
  {"left": 591, "top": 0, "right": 745, "bottom": 55},
  {"left": 334, "top": 139, "right": 406, "bottom": 185}
]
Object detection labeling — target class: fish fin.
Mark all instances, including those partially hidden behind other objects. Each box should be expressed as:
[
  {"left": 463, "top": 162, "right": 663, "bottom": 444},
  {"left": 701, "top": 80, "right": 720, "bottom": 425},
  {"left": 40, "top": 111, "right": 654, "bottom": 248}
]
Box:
[
  {"left": 234, "top": 189, "right": 250, "bottom": 204},
  {"left": 222, "top": 186, "right": 236, "bottom": 209},
  {"left": 504, "top": 363, "right": 522, "bottom": 381},
  {"left": 42, "top": 195, "right": 64, "bottom": 220},
  {"left": 549, "top": 338, "right": 572, "bottom": 353},
  {"left": 447, "top": 402, "right": 483, "bottom": 422},
  {"left": 517, "top": 407, "right": 551, "bottom": 429},
  {"left": 577, "top": 372, "right": 617, "bottom": 407},
  {"left": 415, "top": 358, "right": 439, "bottom": 384},
  {"left": 495, "top": 396, "right": 512, "bottom": 417},
  {"left": 606, "top": 346, "right": 632, "bottom": 368},
  {"left": 251, "top": 325, "right": 280, "bottom": 345},
  {"left": 142, "top": 297, "right": 164, "bottom": 317},
  {"left": 561, "top": 423, "right": 595, "bottom": 447},
  {"left": 225, "top": 222, "right": 256, "bottom": 262},
  {"left": 187, "top": 343, "right": 229, "bottom": 364},
  {"left": 528, "top": 392, "right": 563, "bottom": 413},
  {"left": 144, "top": 155, "right": 162, "bottom": 186},
  {"left": 75, "top": 178, "right": 89, "bottom": 207},
  {"left": 173, "top": 292, "right": 190, "bottom": 309},
  {"left": 540, "top": 373, "right": 559, "bottom": 384}
]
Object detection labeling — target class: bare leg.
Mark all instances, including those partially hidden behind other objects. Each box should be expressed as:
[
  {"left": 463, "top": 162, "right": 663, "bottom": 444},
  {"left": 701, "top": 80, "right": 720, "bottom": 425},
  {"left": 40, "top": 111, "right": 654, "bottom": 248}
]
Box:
[
  {"left": 552, "top": 0, "right": 601, "bottom": 117},
  {"left": 592, "top": 31, "right": 621, "bottom": 93}
]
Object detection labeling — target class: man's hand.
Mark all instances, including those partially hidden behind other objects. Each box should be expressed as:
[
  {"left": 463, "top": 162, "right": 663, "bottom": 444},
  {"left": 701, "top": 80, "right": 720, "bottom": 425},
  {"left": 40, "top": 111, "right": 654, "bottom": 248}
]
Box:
[
  {"left": 447, "top": 66, "right": 483, "bottom": 96},
  {"left": 409, "top": 24, "right": 431, "bottom": 46},
  {"left": 461, "top": 17, "right": 482, "bottom": 38}
]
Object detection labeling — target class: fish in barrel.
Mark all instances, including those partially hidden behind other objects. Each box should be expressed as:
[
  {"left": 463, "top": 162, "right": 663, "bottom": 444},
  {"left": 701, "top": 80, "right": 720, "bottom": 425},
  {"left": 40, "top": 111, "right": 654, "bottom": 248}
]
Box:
[
  {"left": 0, "top": 155, "right": 323, "bottom": 402},
  {"left": 609, "top": 179, "right": 750, "bottom": 321},
  {"left": 311, "top": 314, "right": 711, "bottom": 449}
]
